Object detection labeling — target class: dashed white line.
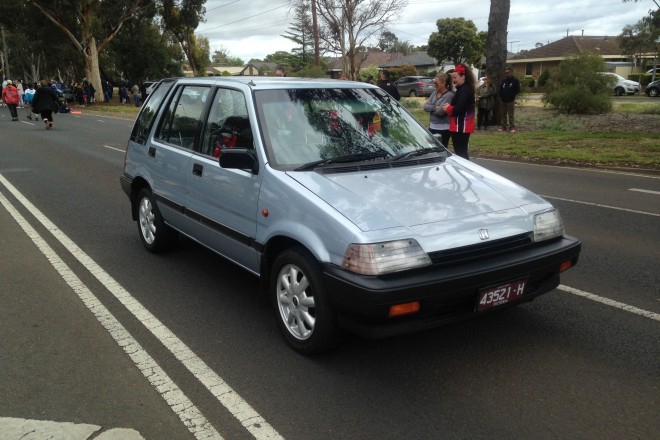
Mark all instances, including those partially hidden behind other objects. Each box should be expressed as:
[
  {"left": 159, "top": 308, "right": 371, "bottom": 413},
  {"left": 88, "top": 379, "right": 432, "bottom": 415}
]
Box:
[
  {"left": 629, "top": 188, "right": 660, "bottom": 195},
  {"left": 0, "top": 191, "right": 222, "bottom": 440},
  {"left": 558, "top": 285, "right": 660, "bottom": 322},
  {"left": 0, "top": 173, "right": 283, "bottom": 440},
  {"left": 102, "top": 144, "right": 125, "bottom": 152},
  {"left": 541, "top": 195, "right": 660, "bottom": 217}
]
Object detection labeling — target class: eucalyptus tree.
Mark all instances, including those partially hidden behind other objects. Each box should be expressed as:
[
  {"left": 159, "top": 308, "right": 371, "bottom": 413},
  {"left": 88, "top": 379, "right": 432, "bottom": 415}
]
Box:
[
  {"left": 159, "top": 0, "right": 208, "bottom": 76},
  {"left": 427, "top": 18, "right": 483, "bottom": 66}
]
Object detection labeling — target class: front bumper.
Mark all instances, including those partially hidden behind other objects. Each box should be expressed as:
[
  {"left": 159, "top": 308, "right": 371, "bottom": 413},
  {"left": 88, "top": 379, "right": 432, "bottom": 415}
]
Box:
[{"left": 322, "top": 235, "right": 581, "bottom": 338}]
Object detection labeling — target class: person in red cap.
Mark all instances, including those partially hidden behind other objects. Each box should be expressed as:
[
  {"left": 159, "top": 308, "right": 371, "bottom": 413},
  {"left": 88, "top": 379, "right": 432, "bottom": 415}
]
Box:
[{"left": 442, "top": 64, "right": 476, "bottom": 160}]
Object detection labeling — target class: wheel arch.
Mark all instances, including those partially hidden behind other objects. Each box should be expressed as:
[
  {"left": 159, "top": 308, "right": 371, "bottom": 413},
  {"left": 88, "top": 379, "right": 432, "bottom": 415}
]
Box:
[{"left": 130, "top": 176, "right": 151, "bottom": 221}]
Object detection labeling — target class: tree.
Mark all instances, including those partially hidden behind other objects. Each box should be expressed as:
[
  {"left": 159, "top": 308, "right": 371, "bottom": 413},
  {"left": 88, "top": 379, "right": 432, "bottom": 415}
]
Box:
[
  {"left": 160, "top": 0, "right": 207, "bottom": 77},
  {"left": 24, "top": 0, "right": 151, "bottom": 101},
  {"left": 282, "top": 1, "right": 316, "bottom": 71},
  {"left": 378, "top": 30, "right": 398, "bottom": 51},
  {"left": 211, "top": 48, "right": 243, "bottom": 67},
  {"left": 542, "top": 52, "right": 613, "bottom": 114},
  {"left": 316, "top": 0, "right": 406, "bottom": 79},
  {"left": 485, "top": 0, "right": 511, "bottom": 126},
  {"left": 427, "top": 18, "right": 484, "bottom": 66}
]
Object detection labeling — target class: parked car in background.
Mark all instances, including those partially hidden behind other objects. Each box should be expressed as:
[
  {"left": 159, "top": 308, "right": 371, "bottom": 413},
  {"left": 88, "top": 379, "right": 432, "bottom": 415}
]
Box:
[
  {"left": 142, "top": 81, "right": 157, "bottom": 98},
  {"left": 646, "top": 68, "right": 660, "bottom": 75},
  {"left": 120, "top": 77, "right": 581, "bottom": 354},
  {"left": 394, "top": 76, "right": 435, "bottom": 97},
  {"left": 645, "top": 79, "right": 660, "bottom": 97},
  {"left": 599, "top": 72, "right": 640, "bottom": 96}
]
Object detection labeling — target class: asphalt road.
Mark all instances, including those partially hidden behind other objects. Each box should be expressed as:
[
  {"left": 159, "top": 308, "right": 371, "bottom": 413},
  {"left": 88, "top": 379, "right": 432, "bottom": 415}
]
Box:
[{"left": 0, "top": 108, "right": 658, "bottom": 440}]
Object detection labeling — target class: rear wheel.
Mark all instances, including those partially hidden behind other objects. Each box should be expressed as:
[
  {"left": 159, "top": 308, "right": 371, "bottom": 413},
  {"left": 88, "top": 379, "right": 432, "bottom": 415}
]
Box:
[
  {"left": 136, "top": 188, "right": 178, "bottom": 252},
  {"left": 271, "top": 247, "right": 344, "bottom": 354},
  {"left": 409, "top": 90, "right": 417, "bottom": 97}
]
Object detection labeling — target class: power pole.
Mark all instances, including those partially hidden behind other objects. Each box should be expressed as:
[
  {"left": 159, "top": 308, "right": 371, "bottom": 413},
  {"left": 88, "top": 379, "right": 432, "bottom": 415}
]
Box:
[{"left": 508, "top": 40, "right": 519, "bottom": 52}]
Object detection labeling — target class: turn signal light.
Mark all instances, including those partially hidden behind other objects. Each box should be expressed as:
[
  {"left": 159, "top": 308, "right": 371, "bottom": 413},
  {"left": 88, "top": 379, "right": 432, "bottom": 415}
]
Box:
[
  {"left": 559, "top": 260, "right": 573, "bottom": 272},
  {"left": 388, "top": 301, "right": 420, "bottom": 317}
]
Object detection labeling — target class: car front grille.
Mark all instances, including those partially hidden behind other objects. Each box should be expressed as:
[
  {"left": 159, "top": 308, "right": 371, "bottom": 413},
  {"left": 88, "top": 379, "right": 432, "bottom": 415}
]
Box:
[{"left": 428, "top": 233, "right": 534, "bottom": 266}]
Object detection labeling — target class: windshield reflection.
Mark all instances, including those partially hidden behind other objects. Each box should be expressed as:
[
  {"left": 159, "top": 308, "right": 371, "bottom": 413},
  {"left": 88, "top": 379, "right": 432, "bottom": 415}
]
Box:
[{"left": 254, "top": 88, "right": 445, "bottom": 170}]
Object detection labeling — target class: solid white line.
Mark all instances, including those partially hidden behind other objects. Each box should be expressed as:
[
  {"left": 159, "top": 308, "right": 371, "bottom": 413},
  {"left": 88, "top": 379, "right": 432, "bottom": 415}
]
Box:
[
  {"left": 0, "top": 173, "right": 283, "bottom": 440},
  {"left": 558, "top": 285, "right": 660, "bottom": 322},
  {"left": 540, "top": 195, "right": 660, "bottom": 217},
  {"left": 0, "top": 191, "right": 222, "bottom": 440},
  {"left": 102, "top": 144, "right": 125, "bottom": 153},
  {"left": 629, "top": 188, "right": 660, "bottom": 195}
]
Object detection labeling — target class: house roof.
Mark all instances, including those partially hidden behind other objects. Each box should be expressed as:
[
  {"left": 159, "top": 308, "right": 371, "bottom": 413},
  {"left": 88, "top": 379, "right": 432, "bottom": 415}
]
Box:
[
  {"left": 328, "top": 51, "right": 403, "bottom": 71},
  {"left": 379, "top": 51, "right": 437, "bottom": 68},
  {"left": 509, "top": 35, "right": 625, "bottom": 61}
]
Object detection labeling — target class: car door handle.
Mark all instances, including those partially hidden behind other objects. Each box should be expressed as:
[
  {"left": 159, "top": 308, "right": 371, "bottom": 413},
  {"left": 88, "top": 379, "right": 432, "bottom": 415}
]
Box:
[
  {"left": 192, "top": 163, "right": 203, "bottom": 176},
  {"left": 148, "top": 146, "right": 156, "bottom": 157}
]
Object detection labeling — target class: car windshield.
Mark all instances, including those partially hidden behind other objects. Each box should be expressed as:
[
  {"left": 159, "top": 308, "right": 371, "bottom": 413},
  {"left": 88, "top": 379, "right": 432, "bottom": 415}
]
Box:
[{"left": 254, "top": 87, "right": 445, "bottom": 170}]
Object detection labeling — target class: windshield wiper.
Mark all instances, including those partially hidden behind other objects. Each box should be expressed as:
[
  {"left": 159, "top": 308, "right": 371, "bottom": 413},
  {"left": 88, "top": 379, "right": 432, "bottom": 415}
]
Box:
[
  {"left": 295, "top": 151, "right": 391, "bottom": 171},
  {"left": 391, "top": 147, "right": 445, "bottom": 161}
]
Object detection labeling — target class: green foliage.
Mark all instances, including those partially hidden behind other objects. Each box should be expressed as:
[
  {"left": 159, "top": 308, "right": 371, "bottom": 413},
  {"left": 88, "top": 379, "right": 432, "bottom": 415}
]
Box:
[
  {"left": 542, "top": 52, "right": 613, "bottom": 114},
  {"left": 358, "top": 66, "right": 379, "bottom": 82},
  {"left": 294, "top": 65, "right": 327, "bottom": 78},
  {"left": 538, "top": 69, "right": 551, "bottom": 87},
  {"left": 400, "top": 98, "right": 421, "bottom": 108},
  {"left": 427, "top": 17, "right": 484, "bottom": 66}
]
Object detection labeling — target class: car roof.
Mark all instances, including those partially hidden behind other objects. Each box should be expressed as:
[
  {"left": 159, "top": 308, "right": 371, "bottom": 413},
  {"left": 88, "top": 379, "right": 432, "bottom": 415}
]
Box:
[{"left": 161, "top": 76, "right": 380, "bottom": 91}]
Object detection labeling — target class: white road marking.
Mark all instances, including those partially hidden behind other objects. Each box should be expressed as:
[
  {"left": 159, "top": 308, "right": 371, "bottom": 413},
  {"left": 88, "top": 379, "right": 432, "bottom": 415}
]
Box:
[
  {"left": 629, "top": 188, "right": 660, "bottom": 195},
  {"left": 541, "top": 195, "right": 660, "bottom": 217},
  {"left": 102, "top": 144, "right": 125, "bottom": 152},
  {"left": 558, "top": 285, "right": 660, "bottom": 322},
  {"left": 0, "top": 173, "right": 283, "bottom": 440},
  {"left": 0, "top": 191, "right": 222, "bottom": 440},
  {"left": 477, "top": 158, "right": 660, "bottom": 179}
]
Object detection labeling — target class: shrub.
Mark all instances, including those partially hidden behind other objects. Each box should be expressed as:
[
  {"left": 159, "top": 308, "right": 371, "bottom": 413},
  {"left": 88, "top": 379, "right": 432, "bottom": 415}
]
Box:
[
  {"left": 538, "top": 69, "right": 551, "bottom": 87},
  {"left": 542, "top": 52, "right": 612, "bottom": 114}
]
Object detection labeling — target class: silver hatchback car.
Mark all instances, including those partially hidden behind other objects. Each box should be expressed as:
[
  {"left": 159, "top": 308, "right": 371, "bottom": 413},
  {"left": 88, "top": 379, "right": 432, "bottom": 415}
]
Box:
[{"left": 121, "top": 77, "right": 581, "bottom": 353}]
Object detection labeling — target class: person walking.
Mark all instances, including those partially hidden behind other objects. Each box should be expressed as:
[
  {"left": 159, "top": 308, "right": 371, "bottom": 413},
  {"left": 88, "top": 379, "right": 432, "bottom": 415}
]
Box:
[
  {"left": 2, "top": 80, "right": 20, "bottom": 121},
  {"left": 499, "top": 67, "right": 520, "bottom": 133},
  {"left": 24, "top": 83, "right": 36, "bottom": 120},
  {"left": 423, "top": 72, "right": 454, "bottom": 148},
  {"left": 17, "top": 80, "right": 25, "bottom": 107},
  {"left": 442, "top": 64, "right": 476, "bottom": 160},
  {"left": 476, "top": 77, "right": 496, "bottom": 130},
  {"left": 377, "top": 70, "right": 400, "bottom": 101},
  {"left": 131, "top": 83, "right": 140, "bottom": 107},
  {"left": 31, "top": 80, "right": 60, "bottom": 129}
]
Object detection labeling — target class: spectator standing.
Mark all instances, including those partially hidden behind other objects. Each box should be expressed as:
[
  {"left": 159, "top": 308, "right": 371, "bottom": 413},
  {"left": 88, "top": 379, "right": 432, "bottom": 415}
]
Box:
[
  {"left": 24, "top": 83, "right": 36, "bottom": 120},
  {"left": 442, "top": 64, "right": 476, "bottom": 160},
  {"left": 131, "top": 83, "right": 140, "bottom": 107},
  {"left": 275, "top": 66, "right": 286, "bottom": 77},
  {"left": 423, "top": 72, "right": 454, "bottom": 148},
  {"left": 2, "top": 80, "right": 20, "bottom": 121},
  {"left": 499, "top": 67, "right": 520, "bottom": 133},
  {"left": 377, "top": 70, "right": 400, "bottom": 101},
  {"left": 32, "top": 80, "right": 60, "bottom": 129},
  {"left": 17, "top": 80, "right": 25, "bottom": 107},
  {"left": 476, "top": 77, "right": 497, "bottom": 130}
]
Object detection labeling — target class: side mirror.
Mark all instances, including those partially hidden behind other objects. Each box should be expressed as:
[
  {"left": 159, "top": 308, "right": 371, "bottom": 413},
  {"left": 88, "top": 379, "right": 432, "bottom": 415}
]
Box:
[{"left": 219, "top": 148, "right": 259, "bottom": 174}]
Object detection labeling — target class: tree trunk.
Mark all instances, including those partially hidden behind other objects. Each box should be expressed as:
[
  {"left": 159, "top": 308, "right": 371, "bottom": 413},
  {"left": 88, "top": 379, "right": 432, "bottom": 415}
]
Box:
[
  {"left": 311, "top": 0, "right": 320, "bottom": 66},
  {"left": 84, "top": 36, "right": 103, "bottom": 103},
  {"left": 486, "top": 0, "right": 511, "bottom": 126}
]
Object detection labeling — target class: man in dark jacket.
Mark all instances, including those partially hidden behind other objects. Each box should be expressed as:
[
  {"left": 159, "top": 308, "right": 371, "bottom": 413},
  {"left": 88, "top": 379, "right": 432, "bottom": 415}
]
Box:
[
  {"left": 31, "top": 80, "right": 60, "bottom": 129},
  {"left": 377, "top": 70, "right": 400, "bottom": 101},
  {"left": 499, "top": 67, "right": 520, "bottom": 133}
]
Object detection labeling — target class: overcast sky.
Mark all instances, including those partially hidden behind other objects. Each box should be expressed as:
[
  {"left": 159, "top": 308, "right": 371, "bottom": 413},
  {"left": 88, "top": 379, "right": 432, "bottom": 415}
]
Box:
[{"left": 195, "top": 0, "right": 656, "bottom": 63}]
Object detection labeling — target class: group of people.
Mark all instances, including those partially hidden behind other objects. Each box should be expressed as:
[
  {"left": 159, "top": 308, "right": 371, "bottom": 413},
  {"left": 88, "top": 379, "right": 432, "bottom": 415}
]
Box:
[
  {"left": 422, "top": 65, "right": 520, "bottom": 160},
  {"left": 2, "top": 79, "right": 63, "bottom": 129}
]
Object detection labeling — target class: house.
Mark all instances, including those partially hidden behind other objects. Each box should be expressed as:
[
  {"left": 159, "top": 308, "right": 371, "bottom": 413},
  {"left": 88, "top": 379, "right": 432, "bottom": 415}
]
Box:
[
  {"left": 379, "top": 51, "right": 440, "bottom": 74},
  {"left": 327, "top": 51, "right": 403, "bottom": 78},
  {"left": 238, "top": 61, "right": 279, "bottom": 76},
  {"left": 507, "top": 35, "right": 633, "bottom": 79}
]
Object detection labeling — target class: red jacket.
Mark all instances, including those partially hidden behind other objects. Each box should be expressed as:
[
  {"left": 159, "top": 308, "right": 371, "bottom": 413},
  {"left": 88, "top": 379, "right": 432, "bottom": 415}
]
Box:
[{"left": 2, "top": 85, "right": 20, "bottom": 105}]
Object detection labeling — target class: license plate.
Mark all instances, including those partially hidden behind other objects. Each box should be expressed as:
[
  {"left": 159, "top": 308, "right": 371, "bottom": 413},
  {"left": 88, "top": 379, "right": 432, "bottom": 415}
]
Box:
[{"left": 476, "top": 279, "right": 527, "bottom": 312}]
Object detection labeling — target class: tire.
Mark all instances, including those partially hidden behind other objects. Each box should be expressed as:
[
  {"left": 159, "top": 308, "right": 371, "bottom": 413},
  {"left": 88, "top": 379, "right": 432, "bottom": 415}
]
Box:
[
  {"left": 271, "top": 247, "right": 344, "bottom": 354},
  {"left": 409, "top": 90, "right": 417, "bottom": 97},
  {"left": 136, "top": 188, "right": 178, "bottom": 252},
  {"left": 648, "top": 87, "right": 659, "bottom": 98},
  {"left": 614, "top": 87, "right": 624, "bottom": 96}
]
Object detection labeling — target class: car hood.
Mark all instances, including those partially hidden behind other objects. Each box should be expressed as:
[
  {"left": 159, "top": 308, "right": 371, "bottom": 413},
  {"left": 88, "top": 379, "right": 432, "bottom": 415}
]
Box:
[{"left": 287, "top": 157, "right": 546, "bottom": 234}]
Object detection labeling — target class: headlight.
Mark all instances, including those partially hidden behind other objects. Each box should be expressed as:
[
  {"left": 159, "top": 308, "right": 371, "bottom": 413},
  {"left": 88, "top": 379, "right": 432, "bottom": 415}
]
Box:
[
  {"left": 534, "top": 209, "right": 564, "bottom": 242},
  {"left": 342, "top": 239, "right": 431, "bottom": 275}
]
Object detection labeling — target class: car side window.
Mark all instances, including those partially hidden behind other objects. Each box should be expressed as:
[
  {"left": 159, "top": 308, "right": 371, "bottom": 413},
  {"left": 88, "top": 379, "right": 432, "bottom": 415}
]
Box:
[
  {"left": 201, "top": 88, "right": 252, "bottom": 158},
  {"left": 156, "top": 85, "right": 209, "bottom": 150},
  {"left": 130, "top": 80, "right": 175, "bottom": 145}
]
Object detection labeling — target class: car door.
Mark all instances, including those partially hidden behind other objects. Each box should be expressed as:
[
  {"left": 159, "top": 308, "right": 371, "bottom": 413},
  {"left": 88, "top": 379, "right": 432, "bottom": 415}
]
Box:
[
  {"left": 395, "top": 77, "right": 410, "bottom": 96},
  {"left": 147, "top": 84, "right": 207, "bottom": 231},
  {"left": 185, "top": 86, "right": 262, "bottom": 273}
]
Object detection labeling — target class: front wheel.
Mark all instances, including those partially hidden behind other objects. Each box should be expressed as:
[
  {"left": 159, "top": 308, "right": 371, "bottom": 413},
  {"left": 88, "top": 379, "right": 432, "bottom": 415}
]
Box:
[
  {"left": 648, "top": 88, "right": 659, "bottom": 98},
  {"left": 271, "top": 247, "right": 344, "bottom": 354},
  {"left": 136, "top": 188, "right": 178, "bottom": 252},
  {"left": 615, "top": 87, "right": 625, "bottom": 96}
]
